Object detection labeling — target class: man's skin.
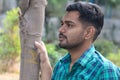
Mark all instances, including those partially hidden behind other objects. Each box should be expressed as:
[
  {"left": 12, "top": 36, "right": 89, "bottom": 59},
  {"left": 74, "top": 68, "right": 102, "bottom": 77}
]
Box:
[
  {"left": 35, "top": 11, "right": 96, "bottom": 80},
  {"left": 35, "top": 41, "right": 52, "bottom": 80}
]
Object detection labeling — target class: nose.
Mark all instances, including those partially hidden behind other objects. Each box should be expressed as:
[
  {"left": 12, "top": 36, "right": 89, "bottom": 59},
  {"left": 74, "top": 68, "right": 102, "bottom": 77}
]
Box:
[{"left": 58, "top": 25, "right": 66, "bottom": 33}]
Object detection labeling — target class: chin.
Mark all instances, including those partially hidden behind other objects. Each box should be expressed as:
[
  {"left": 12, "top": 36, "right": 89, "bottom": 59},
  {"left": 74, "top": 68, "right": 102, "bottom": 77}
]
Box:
[
  {"left": 58, "top": 44, "right": 69, "bottom": 49},
  {"left": 59, "top": 43, "right": 66, "bottom": 48}
]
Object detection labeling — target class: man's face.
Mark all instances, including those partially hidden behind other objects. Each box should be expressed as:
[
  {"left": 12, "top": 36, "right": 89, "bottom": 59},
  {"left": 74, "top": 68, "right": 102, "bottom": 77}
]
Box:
[{"left": 58, "top": 11, "right": 86, "bottom": 49}]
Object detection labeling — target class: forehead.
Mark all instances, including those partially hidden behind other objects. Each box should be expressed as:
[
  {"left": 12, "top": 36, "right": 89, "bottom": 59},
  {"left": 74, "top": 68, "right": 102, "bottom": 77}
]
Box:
[{"left": 62, "top": 11, "right": 80, "bottom": 22}]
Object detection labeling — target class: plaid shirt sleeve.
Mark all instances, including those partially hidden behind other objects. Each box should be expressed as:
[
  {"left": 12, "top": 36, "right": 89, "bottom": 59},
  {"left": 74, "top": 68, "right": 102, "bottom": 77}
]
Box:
[{"left": 98, "top": 65, "right": 120, "bottom": 80}]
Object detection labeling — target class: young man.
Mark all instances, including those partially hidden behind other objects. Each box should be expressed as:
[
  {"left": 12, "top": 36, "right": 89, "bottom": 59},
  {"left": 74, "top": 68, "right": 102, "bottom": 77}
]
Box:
[{"left": 35, "top": 2, "right": 120, "bottom": 80}]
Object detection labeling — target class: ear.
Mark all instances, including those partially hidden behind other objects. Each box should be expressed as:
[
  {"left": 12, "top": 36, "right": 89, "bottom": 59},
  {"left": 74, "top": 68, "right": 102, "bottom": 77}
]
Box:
[{"left": 84, "top": 26, "right": 95, "bottom": 40}]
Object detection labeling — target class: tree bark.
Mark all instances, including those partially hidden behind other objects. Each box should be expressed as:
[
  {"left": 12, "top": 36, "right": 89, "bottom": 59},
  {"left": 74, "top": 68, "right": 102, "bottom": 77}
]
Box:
[{"left": 19, "top": 0, "right": 47, "bottom": 80}]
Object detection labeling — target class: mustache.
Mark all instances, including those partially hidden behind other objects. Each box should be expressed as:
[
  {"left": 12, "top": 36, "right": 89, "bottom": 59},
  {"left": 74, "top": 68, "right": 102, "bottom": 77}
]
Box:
[{"left": 59, "top": 33, "right": 67, "bottom": 38}]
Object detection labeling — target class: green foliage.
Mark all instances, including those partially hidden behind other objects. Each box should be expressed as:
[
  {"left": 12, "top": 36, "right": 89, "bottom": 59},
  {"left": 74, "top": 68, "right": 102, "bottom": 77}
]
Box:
[
  {"left": 0, "top": 8, "right": 20, "bottom": 71},
  {"left": 46, "top": 0, "right": 67, "bottom": 17},
  {"left": 98, "top": 0, "right": 120, "bottom": 7},
  {"left": 46, "top": 43, "right": 59, "bottom": 67},
  {"left": 93, "top": 39, "right": 120, "bottom": 67},
  {"left": 106, "top": 0, "right": 120, "bottom": 7},
  {"left": 106, "top": 50, "right": 120, "bottom": 67},
  {"left": 94, "top": 39, "right": 118, "bottom": 57},
  {"left": 45, "top": 43, "right": 67, "bottom": 67}
]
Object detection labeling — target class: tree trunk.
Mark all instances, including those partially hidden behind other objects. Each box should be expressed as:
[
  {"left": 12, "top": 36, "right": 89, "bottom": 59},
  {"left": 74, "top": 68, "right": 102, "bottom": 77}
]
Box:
[{"left": 19, "top": 0, "right": 47, "bottom": 80}]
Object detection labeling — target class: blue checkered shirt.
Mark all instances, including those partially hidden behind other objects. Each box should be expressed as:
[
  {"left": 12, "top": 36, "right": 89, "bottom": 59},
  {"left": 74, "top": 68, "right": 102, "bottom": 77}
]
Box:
[{"left": 52, "top": 45, "right": 120, "bottom": 80}]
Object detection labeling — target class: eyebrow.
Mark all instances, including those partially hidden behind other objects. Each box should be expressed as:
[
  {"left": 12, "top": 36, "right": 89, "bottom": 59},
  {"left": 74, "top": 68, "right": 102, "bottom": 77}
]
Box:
[{"left": 61, "top": 20, "right": 75, "bottom": 24}]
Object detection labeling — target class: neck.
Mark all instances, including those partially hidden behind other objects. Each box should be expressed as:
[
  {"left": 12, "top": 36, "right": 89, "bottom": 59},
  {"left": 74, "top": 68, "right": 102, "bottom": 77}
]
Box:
[{"left": 68, "top": 41, "right": 92, "bottom": 64}]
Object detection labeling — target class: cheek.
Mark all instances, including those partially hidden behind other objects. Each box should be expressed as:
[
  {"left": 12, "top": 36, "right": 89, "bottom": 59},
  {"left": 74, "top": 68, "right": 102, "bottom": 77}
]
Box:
[{"left": 67, "top": 30, "right": 85, "bottom": 42}]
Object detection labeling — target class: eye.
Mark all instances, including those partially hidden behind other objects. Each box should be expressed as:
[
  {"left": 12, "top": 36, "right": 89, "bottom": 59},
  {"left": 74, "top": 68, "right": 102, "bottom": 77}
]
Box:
[
  {"left": 67, "top": 23, "right": 73, "bottom": 28},
  {"left": 60, "top": 22, "right": 64, "bottom": 26}
]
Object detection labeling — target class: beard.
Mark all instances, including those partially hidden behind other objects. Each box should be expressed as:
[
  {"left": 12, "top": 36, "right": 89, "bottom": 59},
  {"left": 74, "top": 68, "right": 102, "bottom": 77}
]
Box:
[
  {"left": 58, "top": 33, "right": 85, "bottom": 49},
  {"left": 59, "top": 39, "right": 84, "bottom": 49}
]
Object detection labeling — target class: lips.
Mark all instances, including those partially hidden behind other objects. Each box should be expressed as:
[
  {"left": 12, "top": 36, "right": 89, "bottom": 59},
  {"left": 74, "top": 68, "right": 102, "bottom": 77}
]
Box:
[
  {"left": 59, "top": 36, "right": 65, "bottom": 41},
  {"left": 59, "top": 33, "right": 66, "bottom": 41}
]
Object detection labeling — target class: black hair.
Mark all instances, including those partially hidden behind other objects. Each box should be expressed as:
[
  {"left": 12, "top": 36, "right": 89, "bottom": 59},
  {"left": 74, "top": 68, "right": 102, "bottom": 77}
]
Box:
[{"left": 66, "top": 2, "right": 104, "bottom": 41}]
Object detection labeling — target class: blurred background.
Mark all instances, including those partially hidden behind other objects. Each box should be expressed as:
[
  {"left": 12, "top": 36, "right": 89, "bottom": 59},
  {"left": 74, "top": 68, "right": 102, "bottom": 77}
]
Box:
[{"left": 0, "top": 0, "right": 120, "bottom": 80}]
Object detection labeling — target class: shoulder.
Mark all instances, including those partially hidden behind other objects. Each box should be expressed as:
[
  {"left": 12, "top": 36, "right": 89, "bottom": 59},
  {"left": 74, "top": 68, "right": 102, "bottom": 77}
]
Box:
[
  {"left": 93, "top": 51, "right": 120, "bottom": 79},
  {"left": 53, "top": 60, "right": 61, "bottom": 72},
  {"left": 51, "top": 59, "right": 62, "bottom": 80},
  {"left": 52, "top": 54, "right": 69, "bottom": 80},
  {"left": 53, "top": 53, "right": 70, "bottom": 72},
  {"left": 98, "top": 62, "right": 120, "bottom": 79}
]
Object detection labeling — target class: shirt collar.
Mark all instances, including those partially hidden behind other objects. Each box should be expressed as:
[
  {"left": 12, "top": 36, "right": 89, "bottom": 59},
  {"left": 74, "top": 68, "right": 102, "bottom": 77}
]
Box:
[
  {"left": 60, "top": 45, "right": 95, "bottom": 66},
  {"left": 60, "top": 53, "right": 71, "bottom": 64},
  {"left": 76, "top": 45, "right": 95, "bottom": 66}
]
